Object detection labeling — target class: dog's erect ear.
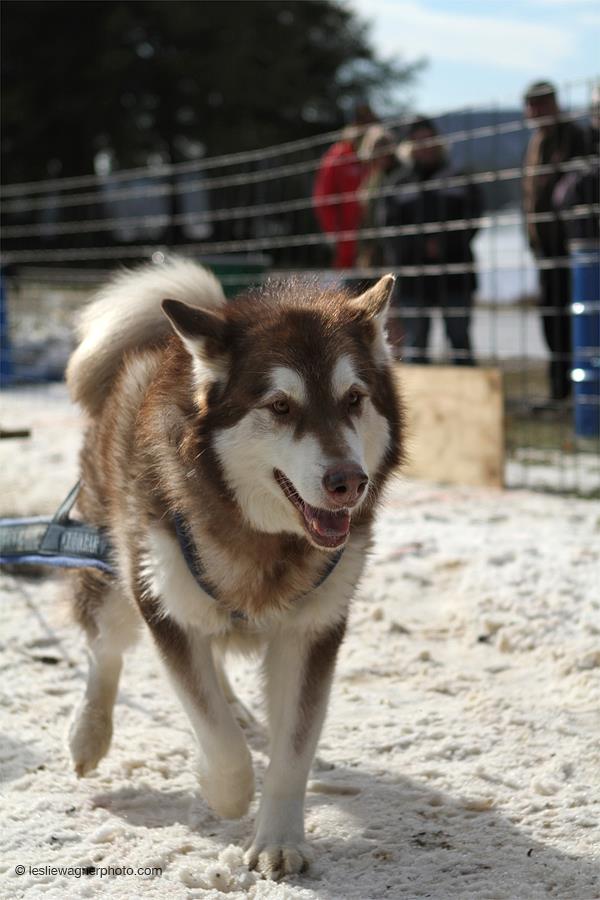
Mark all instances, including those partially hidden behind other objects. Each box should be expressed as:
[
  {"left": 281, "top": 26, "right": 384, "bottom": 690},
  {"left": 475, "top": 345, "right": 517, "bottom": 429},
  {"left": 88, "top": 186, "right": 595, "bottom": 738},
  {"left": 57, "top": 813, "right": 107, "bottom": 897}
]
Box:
[
  {"left": 349, "top": 275, "right": 396, "bottom": 364},
  {"left": 162, "top": 298, "right": 227, "bottom": 361},
  {"left": 351, "top": 275, "right": 395, "bottom": 322}
]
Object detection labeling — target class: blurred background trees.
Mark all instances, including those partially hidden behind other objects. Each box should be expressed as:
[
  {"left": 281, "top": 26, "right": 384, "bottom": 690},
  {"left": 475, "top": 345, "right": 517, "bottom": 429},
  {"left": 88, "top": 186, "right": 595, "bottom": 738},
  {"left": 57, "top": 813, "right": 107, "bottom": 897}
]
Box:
[{"left": 1, "top": 0, "right": 420, "bottom": 183}]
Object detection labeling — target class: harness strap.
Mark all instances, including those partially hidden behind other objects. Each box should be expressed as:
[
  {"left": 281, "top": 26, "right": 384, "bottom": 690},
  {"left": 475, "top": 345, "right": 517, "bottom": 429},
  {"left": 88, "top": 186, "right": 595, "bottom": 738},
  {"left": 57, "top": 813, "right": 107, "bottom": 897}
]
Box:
[
  {"left": 0, "top": 481, "right": 114, "bottom": 574},
  {"left": 314, "top": 546, "right": 345, "bottom": 588},
  {"left": 173, "top": 512, "right": 220, "bottom": 599}
]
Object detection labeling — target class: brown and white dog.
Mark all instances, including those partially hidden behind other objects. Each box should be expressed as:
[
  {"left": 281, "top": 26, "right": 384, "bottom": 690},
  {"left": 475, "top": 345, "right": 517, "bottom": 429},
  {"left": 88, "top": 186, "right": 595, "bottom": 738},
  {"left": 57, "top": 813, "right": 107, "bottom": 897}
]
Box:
[{"left": 65, "top": 257, "right": 403, "bottom": 879}]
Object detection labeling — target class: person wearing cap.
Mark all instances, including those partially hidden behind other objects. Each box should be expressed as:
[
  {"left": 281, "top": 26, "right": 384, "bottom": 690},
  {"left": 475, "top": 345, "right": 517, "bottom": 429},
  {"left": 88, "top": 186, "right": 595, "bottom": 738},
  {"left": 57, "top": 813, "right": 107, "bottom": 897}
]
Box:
[
  {"left": 383, "top": 116, "right": 481, "bottom": 364},
  {"left": 312, "top": 105, "right": 377, "bottom": 269},
  {"left": 522, "top": 80, "right": 589, "bottom": 402}
]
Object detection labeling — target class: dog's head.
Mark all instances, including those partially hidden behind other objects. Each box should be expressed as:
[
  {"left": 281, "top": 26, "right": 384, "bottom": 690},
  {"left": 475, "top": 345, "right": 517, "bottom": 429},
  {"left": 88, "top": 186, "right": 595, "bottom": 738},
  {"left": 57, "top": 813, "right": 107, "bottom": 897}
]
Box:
[{"left": 162, "top": 276, "right": 402, "bottom": 550}]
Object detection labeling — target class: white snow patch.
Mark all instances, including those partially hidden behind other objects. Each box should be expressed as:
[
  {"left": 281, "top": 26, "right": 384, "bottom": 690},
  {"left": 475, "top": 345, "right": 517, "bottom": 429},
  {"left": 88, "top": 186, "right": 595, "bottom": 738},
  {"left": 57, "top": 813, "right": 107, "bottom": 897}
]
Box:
[{"left": 0, "top": 385, "right": 599, "bottom": 899}]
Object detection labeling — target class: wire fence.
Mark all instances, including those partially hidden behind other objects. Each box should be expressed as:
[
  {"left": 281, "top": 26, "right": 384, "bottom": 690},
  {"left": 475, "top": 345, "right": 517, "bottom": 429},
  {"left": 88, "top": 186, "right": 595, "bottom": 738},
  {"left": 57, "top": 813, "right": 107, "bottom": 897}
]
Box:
[{"left": 1, "top": 78, "right": 599, "bottom": 495}]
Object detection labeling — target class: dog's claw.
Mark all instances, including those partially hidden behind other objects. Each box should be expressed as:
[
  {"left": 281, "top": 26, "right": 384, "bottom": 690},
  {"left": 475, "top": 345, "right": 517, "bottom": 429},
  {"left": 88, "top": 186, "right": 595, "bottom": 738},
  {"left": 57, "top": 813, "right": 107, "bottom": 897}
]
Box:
[{"left": 244, "top": 842, "right": 312, "bottom": 880}]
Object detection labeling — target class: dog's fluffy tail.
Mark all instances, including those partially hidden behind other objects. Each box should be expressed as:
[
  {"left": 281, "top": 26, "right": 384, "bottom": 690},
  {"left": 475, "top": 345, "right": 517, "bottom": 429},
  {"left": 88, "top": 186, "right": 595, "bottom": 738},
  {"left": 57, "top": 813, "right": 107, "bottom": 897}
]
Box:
[{"left": 66, "top": 256, "right": 226, "bottom": 415}]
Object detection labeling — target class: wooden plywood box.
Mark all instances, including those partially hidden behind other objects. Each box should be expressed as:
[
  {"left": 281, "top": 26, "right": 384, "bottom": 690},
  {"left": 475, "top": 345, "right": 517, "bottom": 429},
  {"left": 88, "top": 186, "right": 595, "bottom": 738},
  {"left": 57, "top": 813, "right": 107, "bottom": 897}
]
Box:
[{"left": 395, "top": 364, "right": 504, "bottom": 488}]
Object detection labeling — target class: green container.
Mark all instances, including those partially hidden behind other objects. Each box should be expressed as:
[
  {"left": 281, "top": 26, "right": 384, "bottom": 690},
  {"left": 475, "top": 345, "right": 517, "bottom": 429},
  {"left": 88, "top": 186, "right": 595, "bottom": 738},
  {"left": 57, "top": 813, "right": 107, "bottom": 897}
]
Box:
[{"left": 198, "top": 254, "right": 270, "bottom": 299}]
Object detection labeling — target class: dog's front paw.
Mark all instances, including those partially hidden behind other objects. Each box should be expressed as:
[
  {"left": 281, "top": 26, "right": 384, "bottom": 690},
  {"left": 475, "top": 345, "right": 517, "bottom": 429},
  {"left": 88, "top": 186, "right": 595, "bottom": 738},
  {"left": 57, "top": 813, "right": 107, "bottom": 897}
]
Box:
[
  {"left": 198, "top": 752, "right": 255, "bottom": 819},
  {"left": 69, "top": 704, "right": 112, "bottom": 777},
  {"left": 244, "top": 839, "right": 313, "bottom": 880}
]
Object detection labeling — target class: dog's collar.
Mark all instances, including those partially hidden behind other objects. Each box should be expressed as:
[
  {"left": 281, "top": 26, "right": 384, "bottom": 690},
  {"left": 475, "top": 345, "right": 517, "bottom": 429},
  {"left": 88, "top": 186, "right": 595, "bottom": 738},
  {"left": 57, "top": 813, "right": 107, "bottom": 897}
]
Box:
[{"left": 172, "top": 512, "right": 344, "bottom": 620}]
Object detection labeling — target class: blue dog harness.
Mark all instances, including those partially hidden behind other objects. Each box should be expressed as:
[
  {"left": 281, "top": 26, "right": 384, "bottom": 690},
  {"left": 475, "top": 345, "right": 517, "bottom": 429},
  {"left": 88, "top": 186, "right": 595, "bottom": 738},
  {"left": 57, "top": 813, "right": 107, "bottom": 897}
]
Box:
[
  {"left": 0, "top": 483, "right": 344, "bottom": 613},
  {"left": 172, "top": 510, "right": 344, "bottom": 618}
]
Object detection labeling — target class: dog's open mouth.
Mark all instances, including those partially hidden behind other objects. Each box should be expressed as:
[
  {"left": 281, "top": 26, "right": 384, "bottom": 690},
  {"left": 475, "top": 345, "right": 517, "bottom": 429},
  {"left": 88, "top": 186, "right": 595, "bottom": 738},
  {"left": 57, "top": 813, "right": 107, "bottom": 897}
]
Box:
[{"left": 274, "top": 469, "right": 350, "bottom": 549}]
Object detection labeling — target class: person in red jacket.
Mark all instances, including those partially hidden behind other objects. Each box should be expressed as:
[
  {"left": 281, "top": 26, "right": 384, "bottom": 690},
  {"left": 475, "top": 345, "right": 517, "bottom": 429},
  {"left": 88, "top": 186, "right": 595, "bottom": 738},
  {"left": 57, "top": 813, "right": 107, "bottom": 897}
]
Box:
[{"left": 313, "top": 105, "right": 377, "bottom": 269}]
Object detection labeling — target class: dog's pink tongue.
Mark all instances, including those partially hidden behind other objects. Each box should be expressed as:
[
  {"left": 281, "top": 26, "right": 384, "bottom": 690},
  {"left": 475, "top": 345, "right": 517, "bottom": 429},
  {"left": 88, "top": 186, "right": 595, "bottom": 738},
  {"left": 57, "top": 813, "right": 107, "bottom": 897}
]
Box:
[{"left": 311, "top": 509, "right": 350, "bottom": 537}]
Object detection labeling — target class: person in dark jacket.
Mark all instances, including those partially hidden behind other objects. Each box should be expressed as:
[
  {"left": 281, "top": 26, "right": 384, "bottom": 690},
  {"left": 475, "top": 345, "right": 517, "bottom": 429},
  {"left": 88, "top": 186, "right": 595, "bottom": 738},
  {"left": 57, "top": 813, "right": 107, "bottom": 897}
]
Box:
[
  {"left": 384, "top": 117, "right": 481, "bottom": 364},
  {"left": 553, "top": 83, "right": 599, "bottom": 245},
  {"left": 522, "top": 80, "right": 589, "bottom": 401}
]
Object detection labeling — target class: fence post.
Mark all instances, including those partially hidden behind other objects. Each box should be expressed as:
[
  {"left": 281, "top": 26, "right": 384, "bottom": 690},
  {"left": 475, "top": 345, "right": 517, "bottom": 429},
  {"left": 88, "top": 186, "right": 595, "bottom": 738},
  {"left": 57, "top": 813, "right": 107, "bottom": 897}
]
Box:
[
  {"left": 570, "top": 238, "right": 600, "bottom": 439},
  {"left": 0, "top": 269, "right": 13, "bottom": 388}
]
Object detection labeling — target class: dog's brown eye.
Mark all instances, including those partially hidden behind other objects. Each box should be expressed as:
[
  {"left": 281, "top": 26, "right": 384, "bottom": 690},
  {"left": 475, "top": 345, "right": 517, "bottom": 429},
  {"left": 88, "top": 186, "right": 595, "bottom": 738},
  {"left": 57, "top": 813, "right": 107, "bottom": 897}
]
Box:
[
  {"left": 347, "top": 390, "right": 362, "bottom": 410},
  {"left": 272, "top": 398, "right": 290, "bottom": 416}
]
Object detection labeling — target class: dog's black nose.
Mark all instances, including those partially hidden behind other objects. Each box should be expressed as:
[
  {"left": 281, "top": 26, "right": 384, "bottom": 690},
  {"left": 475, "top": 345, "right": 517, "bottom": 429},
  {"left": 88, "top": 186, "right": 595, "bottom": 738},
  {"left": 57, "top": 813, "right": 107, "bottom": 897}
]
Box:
[{"left": 323, "top": 465, "right": 368, "bottom": 507}]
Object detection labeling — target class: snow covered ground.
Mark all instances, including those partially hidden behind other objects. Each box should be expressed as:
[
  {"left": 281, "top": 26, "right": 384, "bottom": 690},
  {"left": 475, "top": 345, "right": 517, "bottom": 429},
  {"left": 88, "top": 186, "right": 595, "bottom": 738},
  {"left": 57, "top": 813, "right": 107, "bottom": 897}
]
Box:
[{"left": 1, "top": 386, "right": 599, "bottom": 900}]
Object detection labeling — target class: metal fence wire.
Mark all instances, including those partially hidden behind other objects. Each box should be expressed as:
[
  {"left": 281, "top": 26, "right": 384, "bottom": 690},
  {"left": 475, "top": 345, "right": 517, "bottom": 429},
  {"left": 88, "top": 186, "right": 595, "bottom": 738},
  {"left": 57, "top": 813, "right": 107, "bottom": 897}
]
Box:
[{"left": 1, "top": 78, "right": 599, "bottom": 496}]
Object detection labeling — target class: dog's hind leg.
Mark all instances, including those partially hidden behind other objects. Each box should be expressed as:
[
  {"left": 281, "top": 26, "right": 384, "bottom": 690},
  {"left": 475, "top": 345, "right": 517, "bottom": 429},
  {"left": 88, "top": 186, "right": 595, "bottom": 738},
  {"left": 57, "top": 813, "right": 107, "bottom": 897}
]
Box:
[
  {"left": 212, "top": 644, "right": 239, "bottom": 704},
  {"left": 69, "top": 573, "right": 139, "bottom": 776},
  {"left": 212, "top": 643, "right": 263, "bottom": 736}
]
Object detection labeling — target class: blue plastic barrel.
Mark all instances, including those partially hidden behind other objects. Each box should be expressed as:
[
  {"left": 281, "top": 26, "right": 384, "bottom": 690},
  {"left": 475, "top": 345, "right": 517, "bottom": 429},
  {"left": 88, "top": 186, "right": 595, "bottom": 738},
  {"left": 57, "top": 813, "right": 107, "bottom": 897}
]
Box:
[{"left": 570, "top": 240, "right": 600, "bottom": 438}]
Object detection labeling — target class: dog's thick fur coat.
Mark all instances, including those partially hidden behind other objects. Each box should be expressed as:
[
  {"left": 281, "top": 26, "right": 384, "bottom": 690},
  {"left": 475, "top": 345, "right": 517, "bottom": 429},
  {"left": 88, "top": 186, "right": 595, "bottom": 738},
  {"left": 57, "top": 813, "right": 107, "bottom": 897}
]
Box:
[{"left": 66, "top": 257, "right": 403, "bottom": 879}]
